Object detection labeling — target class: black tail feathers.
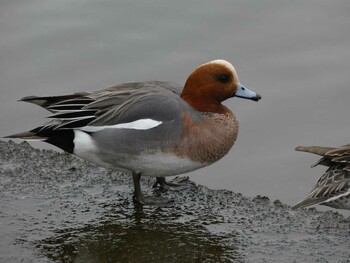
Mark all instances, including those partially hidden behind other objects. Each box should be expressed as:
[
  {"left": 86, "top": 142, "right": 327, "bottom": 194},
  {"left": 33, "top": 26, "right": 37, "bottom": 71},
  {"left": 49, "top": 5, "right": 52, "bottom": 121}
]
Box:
[{"left": 5, "top": 126, "right": 75, "bottom": 153}]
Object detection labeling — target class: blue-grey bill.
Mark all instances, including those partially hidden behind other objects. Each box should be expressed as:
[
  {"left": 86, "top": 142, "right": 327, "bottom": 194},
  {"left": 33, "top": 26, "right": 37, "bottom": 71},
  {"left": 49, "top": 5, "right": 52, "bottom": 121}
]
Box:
[{"left": 235, "top": 84, "right": 261, "bottom": 101}]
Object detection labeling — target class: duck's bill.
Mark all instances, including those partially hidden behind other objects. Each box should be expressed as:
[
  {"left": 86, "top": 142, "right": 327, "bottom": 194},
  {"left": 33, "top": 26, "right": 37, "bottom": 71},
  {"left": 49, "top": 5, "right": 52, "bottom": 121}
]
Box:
[{"left": 235, "top": 84, "right": 261, "bottom": 101}]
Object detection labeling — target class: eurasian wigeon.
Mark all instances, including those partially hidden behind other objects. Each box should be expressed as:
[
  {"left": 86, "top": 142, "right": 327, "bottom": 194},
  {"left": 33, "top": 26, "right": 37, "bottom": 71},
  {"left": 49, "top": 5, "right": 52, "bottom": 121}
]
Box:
[
  {"left": 6, "top": 59, "right": 261, "bottom": 205},
  {"left": 293, "top": 145, "right": 350, "bottom": 210}
]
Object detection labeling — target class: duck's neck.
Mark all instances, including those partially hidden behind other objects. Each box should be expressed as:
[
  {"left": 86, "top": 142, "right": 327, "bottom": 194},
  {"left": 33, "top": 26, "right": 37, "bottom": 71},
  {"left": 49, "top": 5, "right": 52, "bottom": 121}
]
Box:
[
  {"left": 181, "top": 95, "right": 230, "bottom": 114},
  {"left": 181, "top": 77, "right": 232, "bottom": 114}
]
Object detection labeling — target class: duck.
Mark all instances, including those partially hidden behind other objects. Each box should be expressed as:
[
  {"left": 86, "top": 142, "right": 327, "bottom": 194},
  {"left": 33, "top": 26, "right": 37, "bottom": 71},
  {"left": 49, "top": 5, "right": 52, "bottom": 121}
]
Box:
[
  {"left": 293, "top": 144, "right": 350, "bottom": 210},
  {"left": 6, "top": 59, "right": 261, "bottom": 205}
]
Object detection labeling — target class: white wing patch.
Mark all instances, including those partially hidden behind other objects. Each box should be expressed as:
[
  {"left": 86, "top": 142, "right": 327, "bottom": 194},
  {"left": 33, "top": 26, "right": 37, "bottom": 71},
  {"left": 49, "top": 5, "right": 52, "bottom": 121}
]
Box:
[{"left": 80, "top": 118, "right": 163, "bottom": 132}]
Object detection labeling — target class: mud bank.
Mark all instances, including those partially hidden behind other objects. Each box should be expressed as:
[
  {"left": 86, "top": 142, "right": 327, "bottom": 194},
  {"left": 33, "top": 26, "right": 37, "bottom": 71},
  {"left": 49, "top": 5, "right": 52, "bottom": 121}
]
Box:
[{"left": 0, "top": 140, "right": 349, "bottom": 263}]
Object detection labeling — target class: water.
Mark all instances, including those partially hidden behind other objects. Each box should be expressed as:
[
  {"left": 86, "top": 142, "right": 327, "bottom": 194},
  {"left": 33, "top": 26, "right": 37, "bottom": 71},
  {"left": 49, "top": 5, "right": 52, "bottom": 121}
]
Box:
[
  {"left": 1, "top": 1, "right": 350, "bottom": 261},
  {"left": 1, "top": 141, "right": 350, "bottom": 262}
]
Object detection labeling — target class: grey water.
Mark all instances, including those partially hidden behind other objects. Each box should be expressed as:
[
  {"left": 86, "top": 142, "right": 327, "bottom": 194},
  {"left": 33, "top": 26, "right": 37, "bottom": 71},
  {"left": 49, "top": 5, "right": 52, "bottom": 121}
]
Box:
[{"left": 1, "top": 1, "right": 350, "bottom": 261}]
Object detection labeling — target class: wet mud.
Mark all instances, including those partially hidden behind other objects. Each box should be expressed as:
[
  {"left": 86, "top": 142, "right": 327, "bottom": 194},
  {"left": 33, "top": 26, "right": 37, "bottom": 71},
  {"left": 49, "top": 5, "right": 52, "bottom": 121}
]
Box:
[{"left": 0, "top": 141, "right": 349, "bottom": 263}]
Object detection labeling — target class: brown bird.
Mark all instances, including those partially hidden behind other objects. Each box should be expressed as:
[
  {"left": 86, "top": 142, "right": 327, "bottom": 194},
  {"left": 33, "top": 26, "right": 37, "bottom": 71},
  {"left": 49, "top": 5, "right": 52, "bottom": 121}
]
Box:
[{"left": 293, "top": 144, "right": 350, "bottom": 210}]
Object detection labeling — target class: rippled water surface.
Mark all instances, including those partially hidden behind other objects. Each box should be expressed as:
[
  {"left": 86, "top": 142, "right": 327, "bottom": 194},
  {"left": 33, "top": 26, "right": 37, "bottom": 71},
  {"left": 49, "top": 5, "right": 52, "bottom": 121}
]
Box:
[{"left": 1, "top": 1, "right": 350, "bottom": 262}]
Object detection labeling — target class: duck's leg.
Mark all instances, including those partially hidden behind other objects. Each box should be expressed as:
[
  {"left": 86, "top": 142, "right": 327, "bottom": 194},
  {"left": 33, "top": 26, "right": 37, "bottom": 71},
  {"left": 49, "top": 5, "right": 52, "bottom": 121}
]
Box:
[
  {"left": 153, "top": 176, "right": 195, "bottom": 192},
  {"left": 132, "top": 172, "right": 173, "bottom": 206}
]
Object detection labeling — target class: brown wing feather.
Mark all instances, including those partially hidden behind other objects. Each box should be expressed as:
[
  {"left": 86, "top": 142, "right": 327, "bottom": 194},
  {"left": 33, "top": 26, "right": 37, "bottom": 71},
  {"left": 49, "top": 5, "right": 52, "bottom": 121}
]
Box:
[
  {"left": 293, "top": 165, "right": 350, "bottom": 209},
  {"left": 294, "top": 144, "right": 350, "bottom": 209}
]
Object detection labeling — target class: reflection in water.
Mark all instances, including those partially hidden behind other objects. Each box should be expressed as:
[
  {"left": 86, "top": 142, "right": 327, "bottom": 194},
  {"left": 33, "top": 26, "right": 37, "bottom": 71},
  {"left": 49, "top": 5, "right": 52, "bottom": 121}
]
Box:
[
  {"left": 39, "top": 205, "right": 241, "bottom": 263},
  {"left": 0, "top": 141, "right": 242, "bottom": 262},
  {"left": 2, "top": 141, "right": 350, "bottom": 262}
]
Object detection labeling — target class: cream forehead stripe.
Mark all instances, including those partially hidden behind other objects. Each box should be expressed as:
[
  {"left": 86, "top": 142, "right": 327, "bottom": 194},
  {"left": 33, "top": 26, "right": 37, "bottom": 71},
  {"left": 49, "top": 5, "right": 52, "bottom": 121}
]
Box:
[
  {"left": 80, "top": 119, "right": 163, "bottom": 132},
  {"left": 201, "top": 60, "right": 238, "bottom": 80}
]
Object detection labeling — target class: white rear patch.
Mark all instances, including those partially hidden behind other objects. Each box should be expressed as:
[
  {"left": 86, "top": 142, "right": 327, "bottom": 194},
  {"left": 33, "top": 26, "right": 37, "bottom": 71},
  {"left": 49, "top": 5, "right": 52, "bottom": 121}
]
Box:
[
  {"left": 73, "top": 130, "right": 97, "bottom": 158},
  {"left": 80, "top": 119, "right": 162, "bottom": 132},
  {"left": 73, "top": 130, "right": 118, "bottom": 169}
]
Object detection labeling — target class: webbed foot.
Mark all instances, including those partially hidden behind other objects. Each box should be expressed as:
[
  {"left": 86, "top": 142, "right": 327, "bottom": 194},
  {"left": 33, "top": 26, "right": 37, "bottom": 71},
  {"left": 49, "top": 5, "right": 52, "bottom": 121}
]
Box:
[
  {"left": 132, "top": 172, "right": 174, "bottom": 206},
  {"left": 153, "top": 176, "right": 195, "bottom": 192}
]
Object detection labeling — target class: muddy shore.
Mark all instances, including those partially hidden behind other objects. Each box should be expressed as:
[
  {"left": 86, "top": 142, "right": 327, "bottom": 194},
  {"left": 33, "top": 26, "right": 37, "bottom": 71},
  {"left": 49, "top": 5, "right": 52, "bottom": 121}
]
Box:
[{"left": 0, "top": 140, "right": 349, "bottom": 262}]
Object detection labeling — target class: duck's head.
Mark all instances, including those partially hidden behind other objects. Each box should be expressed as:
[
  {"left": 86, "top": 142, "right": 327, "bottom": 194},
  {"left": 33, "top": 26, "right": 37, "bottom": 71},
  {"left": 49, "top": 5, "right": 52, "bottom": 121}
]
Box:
[{"left": 181, "top": 59, "right": 261, "bottom": 113}]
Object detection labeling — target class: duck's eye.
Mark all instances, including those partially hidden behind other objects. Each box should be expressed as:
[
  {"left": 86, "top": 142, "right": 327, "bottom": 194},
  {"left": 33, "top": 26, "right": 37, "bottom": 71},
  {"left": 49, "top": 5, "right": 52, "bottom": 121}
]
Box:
[{"left": 216, "top": 74, "right": 230, "bottom": 83}]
